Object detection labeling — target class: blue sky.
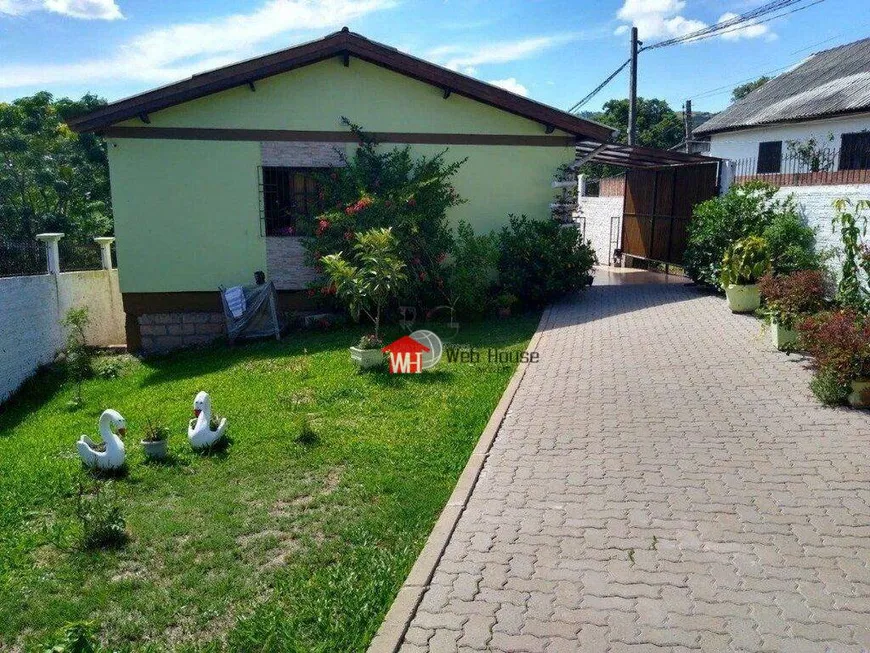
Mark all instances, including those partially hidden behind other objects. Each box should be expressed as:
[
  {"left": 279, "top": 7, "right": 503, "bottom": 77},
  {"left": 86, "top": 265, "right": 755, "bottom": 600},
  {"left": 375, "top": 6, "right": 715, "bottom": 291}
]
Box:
[{"left": 0, "top": 0, "right": 866, "bottom": 114}]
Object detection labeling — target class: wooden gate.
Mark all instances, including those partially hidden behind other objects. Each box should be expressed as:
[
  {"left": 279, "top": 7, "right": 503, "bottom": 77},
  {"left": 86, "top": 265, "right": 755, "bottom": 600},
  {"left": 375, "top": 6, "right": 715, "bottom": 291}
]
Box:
[{"left": 621, "top": 162, "right": 720, "bottom": 266}]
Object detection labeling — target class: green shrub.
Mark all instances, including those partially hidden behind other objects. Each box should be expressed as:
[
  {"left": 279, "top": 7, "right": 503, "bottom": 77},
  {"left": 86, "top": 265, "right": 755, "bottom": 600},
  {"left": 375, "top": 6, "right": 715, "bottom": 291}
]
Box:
[
  {"left": 497, "top": 215, "right": 596, "bottom": 307},
  {"left": 321, "top": 228, "right": 407, "bottom": 340},
  {"left": 832, "top": 198, "right": 870, "bottom": 311},
  {"left": 303, "top": 118, "right": 463, "bottom": 309},
  {"left": 440, "top": 220, "right": 498, "bottom": 319},
  {"left": 685, "top": 181, "right": 800, "bottom": 288},
  {"left": 762, "top": 210, "right": 820, "bottom": 275},
  {"left": 720, "top": 236, "right": 770, "bottom": 287},
  {"left": 75, "top": 480, "right": 127, "bottom": 550},
  {"left": 809, "top": 369, "right": 850, "bottom": 406},
  {"left": 61, "top": 307, "right": 91, "bottom": 408}
]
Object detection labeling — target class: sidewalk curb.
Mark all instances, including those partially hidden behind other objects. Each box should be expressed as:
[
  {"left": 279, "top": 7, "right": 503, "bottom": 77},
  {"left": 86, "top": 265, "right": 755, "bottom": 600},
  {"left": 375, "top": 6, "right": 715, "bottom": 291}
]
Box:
[{"left": 367, "top": 306, "right": 553, "bottom": 653}]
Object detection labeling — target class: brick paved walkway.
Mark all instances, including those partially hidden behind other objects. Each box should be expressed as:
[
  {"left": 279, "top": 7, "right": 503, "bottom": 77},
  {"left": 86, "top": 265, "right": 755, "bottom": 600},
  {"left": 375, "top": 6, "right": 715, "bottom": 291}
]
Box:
[{"left": 400, "top": 281, "right": 870, "bottom": 652}]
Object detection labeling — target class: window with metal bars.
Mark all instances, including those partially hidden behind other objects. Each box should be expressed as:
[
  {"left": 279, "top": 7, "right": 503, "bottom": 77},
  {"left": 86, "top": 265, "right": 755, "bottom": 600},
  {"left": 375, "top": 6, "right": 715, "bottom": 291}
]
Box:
[{"left": 260, "top": 167, "right": 326, "bottom": 236}]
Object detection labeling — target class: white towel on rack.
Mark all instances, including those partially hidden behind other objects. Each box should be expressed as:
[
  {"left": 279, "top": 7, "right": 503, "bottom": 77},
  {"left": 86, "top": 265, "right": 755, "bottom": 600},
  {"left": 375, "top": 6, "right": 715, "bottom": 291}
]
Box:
[{"left": 224, "top": 286, "right": 246, "bottom": 319}]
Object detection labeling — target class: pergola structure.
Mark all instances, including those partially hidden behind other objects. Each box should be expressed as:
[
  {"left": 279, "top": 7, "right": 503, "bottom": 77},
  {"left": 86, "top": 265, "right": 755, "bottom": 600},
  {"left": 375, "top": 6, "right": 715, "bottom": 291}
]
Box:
[{"left": 575, "top": 140, "right": 720, "bottom": 169}]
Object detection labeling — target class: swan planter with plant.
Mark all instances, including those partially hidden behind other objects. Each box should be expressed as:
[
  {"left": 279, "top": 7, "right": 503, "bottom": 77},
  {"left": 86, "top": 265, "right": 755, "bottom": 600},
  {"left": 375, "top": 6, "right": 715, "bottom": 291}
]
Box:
[
  {"left": 720, "top": 236, "right": 770, "bottom": 314},
  {"left": 77, "top": 409, "right": 127, "bottom": 471},
  {"left": 350, "top": 334, "right": 385, "bottom": 369},
  {"left": 188, "top": 391, "right": 227, "bottom": 450}
]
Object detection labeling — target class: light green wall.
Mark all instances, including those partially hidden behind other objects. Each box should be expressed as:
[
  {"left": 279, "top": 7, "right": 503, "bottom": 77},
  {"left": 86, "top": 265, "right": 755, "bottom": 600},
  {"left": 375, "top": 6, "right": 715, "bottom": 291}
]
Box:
[
  {"left": 109, "top": 140, "right": 263, "bottom": 293},
  {"left": 119, "top": 59, "right": 571, "bottom": 137},
  {"left": 109, "top": 57, "right": 575, "bottom": 293}
]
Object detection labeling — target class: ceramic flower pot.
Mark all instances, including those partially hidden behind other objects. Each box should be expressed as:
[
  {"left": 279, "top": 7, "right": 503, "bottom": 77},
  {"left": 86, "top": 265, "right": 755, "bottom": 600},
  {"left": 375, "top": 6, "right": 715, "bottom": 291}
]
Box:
[
  {"left": 350, "top": 346, "right": 384, "bottom": 369},
  {"left": 725, "top": 284, "right": 760, "bottom": 313},
  {"left": 770, "top": 320, "right": 798, "bottom": 351},
  {"left": 847, "top": 379, "right": 870, "bottom": 408},
  {"left": 141, "top": 439, "right": 168, "bottom": 460}
]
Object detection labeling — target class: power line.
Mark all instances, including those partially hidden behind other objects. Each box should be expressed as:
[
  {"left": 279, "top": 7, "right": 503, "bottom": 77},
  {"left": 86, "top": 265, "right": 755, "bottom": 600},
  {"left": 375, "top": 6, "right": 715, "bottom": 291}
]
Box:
[{"left": 568, "top": 0, "right": 826, "bottom": 113}]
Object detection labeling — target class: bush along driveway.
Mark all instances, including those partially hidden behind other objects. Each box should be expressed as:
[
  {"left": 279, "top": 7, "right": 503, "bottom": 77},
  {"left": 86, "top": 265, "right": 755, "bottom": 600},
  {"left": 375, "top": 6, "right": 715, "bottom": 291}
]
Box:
[
  {"left": 0, "top": 316, "right": 537, "bottom": 652},
  {"left": 395, "top": 282, "right": 870, "bottom": 653}
]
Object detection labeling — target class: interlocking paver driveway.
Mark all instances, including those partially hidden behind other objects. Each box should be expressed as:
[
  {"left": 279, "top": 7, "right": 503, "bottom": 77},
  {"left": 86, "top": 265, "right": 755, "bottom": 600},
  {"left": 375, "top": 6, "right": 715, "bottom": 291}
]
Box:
[{"left": 401, "top": 281, "right": 870, "bottom": 652}]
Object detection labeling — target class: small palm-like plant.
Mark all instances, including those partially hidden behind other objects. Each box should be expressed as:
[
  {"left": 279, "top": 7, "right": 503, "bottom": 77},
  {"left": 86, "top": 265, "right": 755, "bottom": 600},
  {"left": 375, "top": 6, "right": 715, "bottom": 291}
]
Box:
[
  {"left": 321, "top": 228, "right": 407, "bottom": 340},
  {"left": 720, "top": 236, "right": 770, "bottom": 287}
]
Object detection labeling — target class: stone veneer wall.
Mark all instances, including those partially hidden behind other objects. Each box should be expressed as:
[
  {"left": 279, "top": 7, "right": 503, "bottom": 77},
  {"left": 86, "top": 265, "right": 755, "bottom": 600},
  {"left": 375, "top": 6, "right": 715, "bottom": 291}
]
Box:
[
  {"left": 576, "top": 196, "right": 624, "bottom": 265},
  {"left": 265, "top": 237, "right": 323, "bottom": 290},
  {"left": 138, "top": 312, "right": 225, "bottom": 354}
]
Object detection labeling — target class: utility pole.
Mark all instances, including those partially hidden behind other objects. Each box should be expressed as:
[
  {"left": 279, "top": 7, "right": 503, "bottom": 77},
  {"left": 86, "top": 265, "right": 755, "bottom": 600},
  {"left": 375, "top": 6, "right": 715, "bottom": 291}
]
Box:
[
  {"left": 628, "top": 27, "right": 640, "bottom": 146},
  {"left": 683, "top": 99, "right": 693, "bottom": 153}
]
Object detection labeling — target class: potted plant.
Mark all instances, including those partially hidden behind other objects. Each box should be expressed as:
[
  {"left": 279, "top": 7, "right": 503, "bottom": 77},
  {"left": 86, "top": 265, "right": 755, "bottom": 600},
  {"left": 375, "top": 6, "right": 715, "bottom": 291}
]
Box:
[
  {"left": 496, "top": 293, "right": 518, "bottom": 318},
  {"left": 758, "top": 270, "right": 828, "bottom": 350},
  {"left": 798, "top": 310, "right": 870, "bottom": 407},
  {"left": 320, "top": 227, "right": 406, "bottom": 368},
  {"left": 350, "top": 334, "right": 385, "bottom": 369},
  {"left": 141, "top": 420, "right": 169, "bottom": 460},
  {"left": 720, "top": 236, "right": 770, "bottom": 313}
]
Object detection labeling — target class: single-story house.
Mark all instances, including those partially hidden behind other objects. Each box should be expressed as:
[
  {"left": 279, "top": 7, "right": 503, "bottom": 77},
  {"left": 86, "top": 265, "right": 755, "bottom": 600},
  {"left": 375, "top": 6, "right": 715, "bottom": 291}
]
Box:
[
  {"left": 68, "top": 28, "right": 616, "bottom": 354},
  {"left": 695, "top": 36, "right": 870, "bottom": 174}
]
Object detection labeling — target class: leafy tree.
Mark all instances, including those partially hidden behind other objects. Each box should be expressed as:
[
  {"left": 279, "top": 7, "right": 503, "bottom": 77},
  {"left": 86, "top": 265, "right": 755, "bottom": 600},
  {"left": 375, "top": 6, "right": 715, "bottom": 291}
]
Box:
[
  {"left": 579, "top": 97, "right": 683, "bottom": 179},
  {"left": 320, "top": 228, "right": 407, "bottom": 340},
  {"left": 0, "top": 92, "right": 111, "bottom": 248},
  {"left": 731, "top": 76, "right": 770, "bottom": 103},
  {"left": 304, "top": 118, "right": 464, "bottom": 310}
]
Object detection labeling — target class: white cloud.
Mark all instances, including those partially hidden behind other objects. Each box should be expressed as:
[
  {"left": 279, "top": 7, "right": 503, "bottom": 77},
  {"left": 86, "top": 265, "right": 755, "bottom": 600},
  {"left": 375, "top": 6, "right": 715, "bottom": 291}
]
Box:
[
  {"left": 0, "top": 0, "right": 122, "bottom": 20},
  {"left": 0, "top": 0, "right": 396, "bottom": 89},
  {"left": 427, "top": 34, "right": 578, "bottom": 76},
  {"left": 488, "top": 77, "right": 528, "bottom": 96},
  {"left": 716, "top": 12, "right": 775, "bottom": 41},
  {"left": 614, "top": 0, "right": 775, "bottom": 42}
]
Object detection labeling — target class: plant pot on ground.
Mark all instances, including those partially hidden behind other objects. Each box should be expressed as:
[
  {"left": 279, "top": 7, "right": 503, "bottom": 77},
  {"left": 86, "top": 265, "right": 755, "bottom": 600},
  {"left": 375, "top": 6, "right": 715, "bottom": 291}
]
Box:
[
  {"left": 720, "top": 236, "right": 770, "bottom": 314},
  {"left": 141, "top": 421, "right": 169, "bottom": 460},
  {"left": 758, "top": 270, "right": 829, "bottom": 351},
  {"left": 350, "top": 334, "right": 385, "bottom": 369},
  {"left": 798, "top": 310, "right": 870, "bottom": 407}
]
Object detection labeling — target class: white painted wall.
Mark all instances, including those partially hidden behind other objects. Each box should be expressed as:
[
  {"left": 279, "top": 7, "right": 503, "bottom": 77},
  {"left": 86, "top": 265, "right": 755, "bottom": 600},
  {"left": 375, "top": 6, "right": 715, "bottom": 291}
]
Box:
[
  {"left": 575, "top": 196, "right": 623, "bottom": 265},
  {"left": 707, "top": 113, "right": 870, "bottom": 169},
  {"left": 774, "top": 184, "right": 870, "bottom": 280},
  {"left": 0, "top": 270, "right": 125, "bottom": 402}
]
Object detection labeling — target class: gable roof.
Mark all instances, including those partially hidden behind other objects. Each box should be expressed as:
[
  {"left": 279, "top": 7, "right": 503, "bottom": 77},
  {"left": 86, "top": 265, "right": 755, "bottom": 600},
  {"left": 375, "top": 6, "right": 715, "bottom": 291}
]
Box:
[
  {"left": 66, "top": 28, "right": 616, "bottom": 142},
  {"left": 695, "top": 37, "right": 870, "bottom": 136}
]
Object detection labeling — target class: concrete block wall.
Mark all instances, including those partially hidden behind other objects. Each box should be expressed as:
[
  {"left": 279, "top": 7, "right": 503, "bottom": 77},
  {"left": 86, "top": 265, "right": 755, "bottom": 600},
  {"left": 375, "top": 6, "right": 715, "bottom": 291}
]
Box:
[
  {"left": 139, "top": 312, "right": 226, "bottom": 354},
  {"left": 0, "top": 269, "right": 125, "bottom": 402}
]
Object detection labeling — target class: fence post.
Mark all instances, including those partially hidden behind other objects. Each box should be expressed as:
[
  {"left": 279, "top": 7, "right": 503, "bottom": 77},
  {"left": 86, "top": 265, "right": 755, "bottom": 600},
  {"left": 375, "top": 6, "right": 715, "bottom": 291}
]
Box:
[
  {"left": 94, "top": 237, "right": 115, "bottom": 270},
  {"left": 35, "top": 233, "right": 64, "bottom": 274},
  {"left": 578, "top": 174, "right": 586, "bottom": 198}
]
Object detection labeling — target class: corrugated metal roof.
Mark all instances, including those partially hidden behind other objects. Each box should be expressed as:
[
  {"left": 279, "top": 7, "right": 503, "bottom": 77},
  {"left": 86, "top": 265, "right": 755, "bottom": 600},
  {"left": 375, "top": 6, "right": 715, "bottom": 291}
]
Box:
[{"left": 695, "top": 37, "right": 870, "bottom": 135}]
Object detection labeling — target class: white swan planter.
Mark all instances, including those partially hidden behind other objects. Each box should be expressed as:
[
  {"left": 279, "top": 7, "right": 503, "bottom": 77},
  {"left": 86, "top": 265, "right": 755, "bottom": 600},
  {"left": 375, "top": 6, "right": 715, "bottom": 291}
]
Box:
[
  {"left": 188, "top": 391, "right": 227, "bottom": 451},
  {"left": 77, "top": 409, "right": 127, "bottom": 471}
]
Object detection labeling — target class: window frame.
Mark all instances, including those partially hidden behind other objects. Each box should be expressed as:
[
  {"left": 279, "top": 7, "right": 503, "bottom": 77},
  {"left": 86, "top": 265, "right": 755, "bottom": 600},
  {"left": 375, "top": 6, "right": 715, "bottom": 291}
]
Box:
[
  {"left": 756, "top": 140, "right": 782, "bottom": 174},
  {"left": 839, "top": 132, "right": 870, "bottom": 171},
  {"left": 260, "top": 166, "right": 328, "bottom": 237}
]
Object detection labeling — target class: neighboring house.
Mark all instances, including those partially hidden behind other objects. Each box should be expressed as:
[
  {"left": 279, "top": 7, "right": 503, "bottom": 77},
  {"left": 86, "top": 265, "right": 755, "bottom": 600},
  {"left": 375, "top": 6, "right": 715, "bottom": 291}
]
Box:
[
  {"left": 695, "top": 37, "right": 870, "bottom": 173},
  {"left": 68, "top": 28, "right": 613, "bottom": 354}
]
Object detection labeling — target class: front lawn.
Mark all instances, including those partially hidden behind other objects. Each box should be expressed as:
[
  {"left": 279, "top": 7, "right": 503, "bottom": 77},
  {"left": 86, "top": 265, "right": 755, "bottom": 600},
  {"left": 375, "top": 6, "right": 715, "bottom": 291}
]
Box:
[{"left": 0, "top": 315, "right": 538, "bottom": 651}]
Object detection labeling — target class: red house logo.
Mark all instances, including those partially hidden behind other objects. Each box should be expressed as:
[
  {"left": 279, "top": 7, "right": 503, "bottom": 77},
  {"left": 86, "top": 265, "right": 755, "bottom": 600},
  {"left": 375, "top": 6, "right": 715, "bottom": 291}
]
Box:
[{"left": 382, "top": 335, "right": 430, "bottom": 374}]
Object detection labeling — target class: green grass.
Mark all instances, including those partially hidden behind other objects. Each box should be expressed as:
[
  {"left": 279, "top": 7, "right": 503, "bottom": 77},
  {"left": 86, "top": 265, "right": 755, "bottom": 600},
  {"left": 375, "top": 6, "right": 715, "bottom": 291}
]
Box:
[{"left": 0, "top": 315, "right": 538, "bottom": 652}]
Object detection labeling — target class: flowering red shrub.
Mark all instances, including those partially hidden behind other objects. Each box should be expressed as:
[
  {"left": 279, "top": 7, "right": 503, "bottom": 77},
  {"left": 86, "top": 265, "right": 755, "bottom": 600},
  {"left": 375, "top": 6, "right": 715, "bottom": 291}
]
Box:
[
  {"left": 798, "top": 310, "right": 870, "bottom": 383},
  {"left": 758, "top": 270, "right": 829, "bottom": 328}
]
